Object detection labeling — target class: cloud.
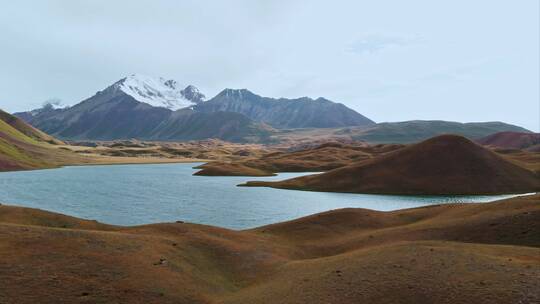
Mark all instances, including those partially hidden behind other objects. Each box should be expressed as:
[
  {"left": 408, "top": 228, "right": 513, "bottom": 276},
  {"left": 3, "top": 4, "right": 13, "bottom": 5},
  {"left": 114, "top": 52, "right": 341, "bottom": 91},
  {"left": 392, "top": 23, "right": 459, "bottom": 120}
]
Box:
[{"left": 347, "top": 35, "right": 423, "bottom": 54}]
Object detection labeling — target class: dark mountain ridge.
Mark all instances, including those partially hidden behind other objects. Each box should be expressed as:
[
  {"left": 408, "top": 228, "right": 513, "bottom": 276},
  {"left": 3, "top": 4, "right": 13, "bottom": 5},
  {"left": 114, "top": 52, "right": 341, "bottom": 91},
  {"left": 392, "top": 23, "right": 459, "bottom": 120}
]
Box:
[
  {"left": 14, "top": 76, "right": 374, "bottom": 142},
  {"left": 195, "top": 88, "right": 375, "bottom": 128},
  {"left": 16, "top": 80, "right": 272, "bottom": 142}
]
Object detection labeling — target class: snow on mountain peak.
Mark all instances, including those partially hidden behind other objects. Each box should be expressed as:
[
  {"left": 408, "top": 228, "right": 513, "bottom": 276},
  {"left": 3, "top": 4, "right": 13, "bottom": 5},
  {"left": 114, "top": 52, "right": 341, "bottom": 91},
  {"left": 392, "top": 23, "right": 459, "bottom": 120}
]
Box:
[{"left": 115, "top": 74, "right": 204, "bottom": 110}]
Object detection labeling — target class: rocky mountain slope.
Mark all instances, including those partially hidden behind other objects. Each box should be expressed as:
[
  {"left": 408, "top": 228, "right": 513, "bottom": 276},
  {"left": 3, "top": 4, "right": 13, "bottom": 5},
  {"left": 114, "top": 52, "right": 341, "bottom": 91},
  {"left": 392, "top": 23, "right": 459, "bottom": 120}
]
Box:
[
  {"left": 15, "top": 75, "right": 272, "bottom": 142},
  {"left": 195, "top": 88, "right": 375, "bottom": 128},
  {"left": 242, "top": 135, "right": 540, "bottom": 195},
  {"left": 14, "top": 75, "right": 529, "bottom": 144},
  {"left": 16, "top": 75, "right": 373, "bottom": 142}
]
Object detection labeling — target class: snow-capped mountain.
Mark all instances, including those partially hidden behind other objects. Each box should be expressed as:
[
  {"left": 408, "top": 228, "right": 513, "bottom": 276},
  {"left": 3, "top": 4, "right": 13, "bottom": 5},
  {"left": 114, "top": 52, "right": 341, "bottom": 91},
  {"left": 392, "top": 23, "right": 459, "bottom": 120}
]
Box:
[
  {"left": 112, "top": 74, "right": 205, "bottom": 110},
  {"left": 23, "top": 100, "right": 68, "bottom": 119},
  {"left": 42, "top": 98, "right": 67, "bottom": 109},
  {"left": 12, "top": 73, "right": 376, "bottom": 141},
  {"left": 12, "top": 74, "right": 269, "bottom": 142}
]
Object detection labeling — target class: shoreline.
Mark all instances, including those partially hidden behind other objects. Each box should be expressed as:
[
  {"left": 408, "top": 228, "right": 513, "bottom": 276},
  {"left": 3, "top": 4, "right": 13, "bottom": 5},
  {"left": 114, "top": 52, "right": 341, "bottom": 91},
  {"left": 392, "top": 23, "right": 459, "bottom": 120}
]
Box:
[
  {"left": 0, "top": 191, "right": 536, "bottom": 231},
  {"left": 0, "top": 156, "right": 209, "bottom": 174}
]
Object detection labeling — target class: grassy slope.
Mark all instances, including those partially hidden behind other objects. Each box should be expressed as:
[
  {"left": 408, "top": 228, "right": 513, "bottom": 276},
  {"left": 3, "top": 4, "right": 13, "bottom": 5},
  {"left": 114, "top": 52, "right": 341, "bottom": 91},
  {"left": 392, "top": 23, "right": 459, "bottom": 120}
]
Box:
[
  {"left": 0, "top": 113, "right": 91, "bottom": 171},
  {"left": 0, "top": 194, "right": 538, "bottom": 303},
  {"left": 0, "top": 109, "right": 64, "bottom": 144},
  {"left": 0, "top": 118, "right": 55, "bottom": 170},
  {"left": 477, "top": 131, "right": 540, "bottom": 150}
]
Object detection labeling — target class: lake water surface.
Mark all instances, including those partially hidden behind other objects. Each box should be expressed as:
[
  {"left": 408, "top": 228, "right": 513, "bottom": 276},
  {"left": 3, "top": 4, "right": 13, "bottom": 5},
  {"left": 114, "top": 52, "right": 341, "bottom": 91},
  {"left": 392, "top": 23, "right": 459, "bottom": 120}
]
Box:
[{"left": 0, "top": 163, "right": 524, "bottom": 229}]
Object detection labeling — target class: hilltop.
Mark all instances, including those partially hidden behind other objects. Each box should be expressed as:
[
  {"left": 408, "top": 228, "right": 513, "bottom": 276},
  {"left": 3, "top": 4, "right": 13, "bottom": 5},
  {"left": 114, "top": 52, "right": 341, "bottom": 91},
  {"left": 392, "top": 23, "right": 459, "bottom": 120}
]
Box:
[{"left": 242, "top": 135, "right": 540, "bottom": 195}]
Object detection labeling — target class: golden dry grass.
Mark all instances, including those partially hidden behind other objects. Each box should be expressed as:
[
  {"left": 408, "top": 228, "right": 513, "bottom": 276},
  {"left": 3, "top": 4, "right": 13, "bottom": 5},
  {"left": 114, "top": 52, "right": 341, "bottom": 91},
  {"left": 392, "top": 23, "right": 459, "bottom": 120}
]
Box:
[{"left": 0, "top": 194, "right": 538, "bottom": 303}]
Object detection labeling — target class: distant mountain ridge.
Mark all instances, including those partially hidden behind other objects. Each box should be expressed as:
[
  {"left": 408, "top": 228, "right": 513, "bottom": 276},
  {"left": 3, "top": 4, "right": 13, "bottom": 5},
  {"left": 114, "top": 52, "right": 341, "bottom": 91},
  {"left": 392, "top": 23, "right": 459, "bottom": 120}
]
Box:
[
  {"left": 16, "top": 91, "right": 271, "bottom": 142},
  {"left": 13, "top": 74, "right": 530, "bottom": 143},
  {"left": 195, "top": 88, "right": 375, "bottom": 128},
  {"left": 346, "top": 120, "right": 531, "bottom": 144},
  {"left": 14, "top": 75, "right": 374, "bottom": 142}
]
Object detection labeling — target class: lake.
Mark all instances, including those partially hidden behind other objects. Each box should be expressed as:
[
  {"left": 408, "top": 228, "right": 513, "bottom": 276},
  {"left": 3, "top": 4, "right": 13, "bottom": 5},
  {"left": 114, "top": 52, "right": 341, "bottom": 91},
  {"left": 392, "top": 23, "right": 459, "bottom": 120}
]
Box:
[{"left": 0, "top": 163, "right": 524, "bottom": 229}]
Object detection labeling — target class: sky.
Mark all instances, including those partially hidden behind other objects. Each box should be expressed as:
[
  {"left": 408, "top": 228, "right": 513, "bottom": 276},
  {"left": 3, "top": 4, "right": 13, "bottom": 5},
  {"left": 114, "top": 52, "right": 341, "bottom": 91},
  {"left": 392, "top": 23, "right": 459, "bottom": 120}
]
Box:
[{"left": 0, "top": 0, "right": 538, "bottom": 131}]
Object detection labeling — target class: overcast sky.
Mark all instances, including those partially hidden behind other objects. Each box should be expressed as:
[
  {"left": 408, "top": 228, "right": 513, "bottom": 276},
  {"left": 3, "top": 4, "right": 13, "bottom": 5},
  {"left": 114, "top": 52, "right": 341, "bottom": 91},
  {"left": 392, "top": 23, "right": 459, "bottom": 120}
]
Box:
[{"left": 0, "top": 0, "right": 538, "bottom": 131}]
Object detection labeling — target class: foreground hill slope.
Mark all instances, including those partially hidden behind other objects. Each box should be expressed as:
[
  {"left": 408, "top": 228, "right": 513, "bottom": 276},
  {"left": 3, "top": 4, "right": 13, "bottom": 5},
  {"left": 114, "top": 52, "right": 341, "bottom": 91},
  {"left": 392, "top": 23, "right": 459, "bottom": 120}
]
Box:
[
  {"left": 242, "top": 135, "right": 540, "bottom": 195},
  {"left": 478, "top": 131, "right": 540, "bottom": 151},
  {"left": 0, "top": 194, "right": 538, "bottom": 303}
]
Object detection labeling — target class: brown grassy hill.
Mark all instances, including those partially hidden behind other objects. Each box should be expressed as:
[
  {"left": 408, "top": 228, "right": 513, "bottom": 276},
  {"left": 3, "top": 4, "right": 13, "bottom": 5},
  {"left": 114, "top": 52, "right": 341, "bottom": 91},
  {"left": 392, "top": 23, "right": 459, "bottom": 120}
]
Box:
[
  {"left": 0, "top": 109, "right": 90, "bottom": 171},
  {"left": 242, "top": 135, "right": 540, "bottom": 195},
  {"left": 0, "top": 194, "right": 539, "bottom": 303},
  {"left": 0, "top": 109, "right": 64, "bottom": 145},
  {"left": 194, "top": 142, "right": 403, "bottom": 176},
  {"left": 496, "top": 149, "right": 540, "bottom": 175},
  {"left": 478, "top": 131, "right": 540, "bottom": 150}
]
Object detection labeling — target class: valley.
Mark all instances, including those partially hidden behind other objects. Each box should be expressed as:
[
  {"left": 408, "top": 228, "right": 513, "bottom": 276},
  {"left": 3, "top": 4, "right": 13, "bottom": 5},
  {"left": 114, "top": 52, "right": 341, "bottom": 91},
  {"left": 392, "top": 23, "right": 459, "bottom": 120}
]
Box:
[
  {"left": 1, "top": 89, "right": 539, "bottom": 304},
  {"left": 2, "top": 3, "right": 538, "bottom": 303}
]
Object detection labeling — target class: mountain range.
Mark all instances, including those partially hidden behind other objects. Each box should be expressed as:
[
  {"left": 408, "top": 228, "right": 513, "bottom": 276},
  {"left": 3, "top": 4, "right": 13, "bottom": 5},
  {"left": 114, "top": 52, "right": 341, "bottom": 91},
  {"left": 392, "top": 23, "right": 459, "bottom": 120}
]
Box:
[
  {"left": 14, "top": 74, "right": 531, "bottom": 143},
  {"left": 194, "top": 88, "right": 374, "bottom": 128},
  {"left": 15, "top": 74, "right": 373, "bottom": 142}
]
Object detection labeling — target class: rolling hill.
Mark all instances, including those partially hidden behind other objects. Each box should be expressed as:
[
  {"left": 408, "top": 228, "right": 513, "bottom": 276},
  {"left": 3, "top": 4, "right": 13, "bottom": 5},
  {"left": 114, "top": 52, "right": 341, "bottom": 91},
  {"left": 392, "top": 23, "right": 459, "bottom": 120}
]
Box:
[
  {"left": 194, "top": 142, "right": 403, "bottom": 176},
  {"left": 477, "top": 131, "right": 540, "bottom": 151},
  {"left": 242, "top": 135, "right": 540, "bottom": 195},
  {"left": 0, "top": 194, "right": 538, "bottom": 303}
]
